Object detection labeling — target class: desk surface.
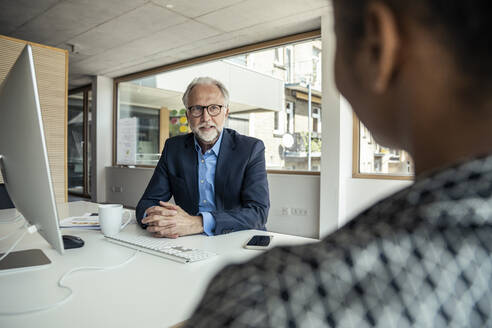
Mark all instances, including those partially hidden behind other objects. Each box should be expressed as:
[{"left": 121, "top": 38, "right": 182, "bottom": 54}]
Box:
[{"left": 0, "top": 202, "right": 316, "bottom": 328}]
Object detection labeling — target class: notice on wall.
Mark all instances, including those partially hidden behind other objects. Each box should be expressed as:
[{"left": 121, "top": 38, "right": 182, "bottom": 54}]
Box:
[{"left": 117, "top": 117, "right": 137, "bottom": 165}]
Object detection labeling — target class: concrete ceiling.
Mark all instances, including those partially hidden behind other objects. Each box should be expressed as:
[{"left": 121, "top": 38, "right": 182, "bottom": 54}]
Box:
[{"left": 0, "top": 0, "right": 331, "bottom": 89}]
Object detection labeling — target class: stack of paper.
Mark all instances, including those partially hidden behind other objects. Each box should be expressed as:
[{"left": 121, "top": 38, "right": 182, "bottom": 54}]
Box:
[{"left": 60, "top": 213, "right": 100, "bottom": 230}]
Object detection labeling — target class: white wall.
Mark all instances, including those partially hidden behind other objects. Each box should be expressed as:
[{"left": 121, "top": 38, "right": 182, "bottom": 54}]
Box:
[
  {"left": 319, "top": 13, "right": 341, "bottom": 237},
  {"left": 265, "top": 174, "right": 319, "bottom": 238},
  {"left": 343, "top": 178, "right": 411, "bottom": 225},
  {"left": 91, "top": 76, "right": 113, "bottom": 203},
  {"left": 106, "top": 167, "right": 152, "bottom": 208}
]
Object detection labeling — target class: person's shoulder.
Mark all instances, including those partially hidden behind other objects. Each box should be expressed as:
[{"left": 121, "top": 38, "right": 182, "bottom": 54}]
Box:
[
  {"left": 186, "top": 197, "right": 419, "bottom": 326},
  {"left": 165, "top": 133, "right": 193, "bottom": 148}
]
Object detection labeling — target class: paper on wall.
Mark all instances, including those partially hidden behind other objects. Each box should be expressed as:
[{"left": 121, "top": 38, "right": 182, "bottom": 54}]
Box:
[{"left": 117, "top": 117, "right": 137, "bottom": 165}]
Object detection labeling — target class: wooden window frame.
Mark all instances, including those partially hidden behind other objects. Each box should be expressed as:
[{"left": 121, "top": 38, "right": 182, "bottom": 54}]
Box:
[
  {"left": 113, "top": 29, "right": 321, "bottom": 176},
  {"left": 352, "top": 113, "right": 414, "bottom": 180}
]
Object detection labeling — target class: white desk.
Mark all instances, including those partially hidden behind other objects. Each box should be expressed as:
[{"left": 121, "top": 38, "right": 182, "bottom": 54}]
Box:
[{"left": 0, "top": 201, "right": 316, "bottom": 328}]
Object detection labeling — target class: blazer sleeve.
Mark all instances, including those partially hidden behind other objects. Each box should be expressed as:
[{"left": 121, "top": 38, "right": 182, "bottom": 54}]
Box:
[
  {"left": 135, "top": 140, "right": 172, "bottom": 226},
  {"left": 212, "top": 140, "right": 270, "bottom": 234}
]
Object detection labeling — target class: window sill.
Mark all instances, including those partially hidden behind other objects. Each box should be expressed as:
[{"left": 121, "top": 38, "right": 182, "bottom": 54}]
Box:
[
  {"left": 352, "top": 172, "right": 414, "bottom": 181},
  {"left": 267, "top": 170, "right": 320, "bottom": 176}
]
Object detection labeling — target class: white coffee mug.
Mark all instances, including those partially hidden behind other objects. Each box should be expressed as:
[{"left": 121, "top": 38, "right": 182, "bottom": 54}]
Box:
[{"left": 98, "top": 204, "right": 132, "bottom": 236}]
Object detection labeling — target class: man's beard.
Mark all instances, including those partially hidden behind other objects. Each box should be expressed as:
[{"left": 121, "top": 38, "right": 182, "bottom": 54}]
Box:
[{"left": 191, "top": 122, "right": 223, "bottom": 144}]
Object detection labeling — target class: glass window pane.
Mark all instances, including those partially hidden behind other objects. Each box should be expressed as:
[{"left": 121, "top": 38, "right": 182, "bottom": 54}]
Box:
[
  {"left": 116, "top": 38, "right": 322, "bottom": 172},
  {"left": 87, "top": 90, "right": 92, "bottom": 194},
  {"left": 359, "top": 121, "right": 414, "bottom": 176},
  {"left": 68, "top": 92, "right": 84, "bottom": 194},
  {"left": 118, "top": 102, "right": 161, "bottom": 166}
]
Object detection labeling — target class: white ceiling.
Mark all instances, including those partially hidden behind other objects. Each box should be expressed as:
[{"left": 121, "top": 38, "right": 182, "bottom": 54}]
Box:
[{"left": 0, "top": 0, "right": 331, "bottom": 89}]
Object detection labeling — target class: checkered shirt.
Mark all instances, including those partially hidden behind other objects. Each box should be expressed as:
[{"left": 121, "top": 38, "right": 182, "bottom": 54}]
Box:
[{"left": 186, "top": 155, "right": 492, "bottom": 327}]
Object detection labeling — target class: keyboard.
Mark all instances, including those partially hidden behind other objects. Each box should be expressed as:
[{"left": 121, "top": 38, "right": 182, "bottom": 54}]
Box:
[{"left": 105, "top": 232, "right": 217, "bottom": 264}]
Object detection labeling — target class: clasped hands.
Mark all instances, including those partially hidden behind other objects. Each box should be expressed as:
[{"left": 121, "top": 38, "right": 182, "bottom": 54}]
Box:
[{"left": 142, "top": 201, "right": 204, "bottom": 238}]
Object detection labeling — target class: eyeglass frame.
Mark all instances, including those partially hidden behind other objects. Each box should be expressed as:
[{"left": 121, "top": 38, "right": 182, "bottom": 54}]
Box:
[{"left": 186, "top": 104, "right": 226, "bottom": 118}]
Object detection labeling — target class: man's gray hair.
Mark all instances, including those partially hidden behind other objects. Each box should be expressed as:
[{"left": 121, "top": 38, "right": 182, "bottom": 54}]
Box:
[{"left": 182, "top": 77, "right": 230, "bottom": 108}]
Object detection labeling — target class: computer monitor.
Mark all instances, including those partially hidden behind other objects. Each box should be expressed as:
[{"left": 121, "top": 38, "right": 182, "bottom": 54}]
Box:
[{"left": 0, "top": 45, "right": 64, "bottom": 270}]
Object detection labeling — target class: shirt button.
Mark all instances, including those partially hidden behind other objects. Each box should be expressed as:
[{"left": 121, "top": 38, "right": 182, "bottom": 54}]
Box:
[
  {"left": 201, "top": 160, "right": 204, "bottom": 163},
  {"left": 200, "top": 180, "right": 204, "bottom": 184},
  {"left": 203, "top": 200, "right": 207, "bottom": 203}
]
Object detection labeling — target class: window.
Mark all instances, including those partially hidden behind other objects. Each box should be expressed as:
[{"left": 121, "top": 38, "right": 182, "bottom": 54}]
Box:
[
  {"left": 353, "top": 115, "right": 414, "bottom": 179},
  {"left": 285, "top": 101, "right": 294, "bottom": 133},
  {"left": 274, "top": 48, "right": 284, "bottom": 65},
  {"left": 228, "top": 54, "right": 247, "bottom": 66},
  {"left": 227, "top": 113, "right": 249, "bottom": 136},
  {"left": 68, "top": 85, "right": 92, "bottom": 197},
  {"left": 312, "top": 46, "right": 321, "bottom": 87},
  {"left": 312, "top": 107, "right": 321, "bottom": 134},
  {"left": 285, "top": 47, "right": 293, "bottom": 83},
  {"left": 114, "top": 32, "right": 322, "bottom": 172},
  {"left": 274, "top": 111, "right": 280, "bottom": 131}
]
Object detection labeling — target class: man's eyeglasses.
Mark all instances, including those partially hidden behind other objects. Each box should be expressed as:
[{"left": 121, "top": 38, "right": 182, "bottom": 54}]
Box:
[{"left": 187, "top": 104, "right": 224, "bottom": 118}]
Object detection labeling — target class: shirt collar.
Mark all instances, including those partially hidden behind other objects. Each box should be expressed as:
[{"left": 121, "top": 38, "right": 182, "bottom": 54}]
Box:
[{"left": 194, "top": 130, "right": 223, "bottom": 156}]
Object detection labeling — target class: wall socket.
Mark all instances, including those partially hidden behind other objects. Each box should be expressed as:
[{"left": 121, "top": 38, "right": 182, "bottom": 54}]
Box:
[
  {"left": 112, "top": 185, "right": 123, "bottom": 193},
  {"left": 281, "top": 207, "right": 308, "bottom": 216}
]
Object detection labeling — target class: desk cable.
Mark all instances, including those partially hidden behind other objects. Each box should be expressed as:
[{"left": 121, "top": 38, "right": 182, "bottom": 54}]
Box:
[
  {"left": 0, "top": 222, "right": 35, "bottom": 262},
  {"left": 0, "top": 212, "right": 22, "bottom": 224},
  {"left": 0, "top": 249, "right": 139, "bottom": 316},
  {"left": 0, "top": 213, "right": 24, "bottom": 243},
  {"left": 0, "top": 220, "right": 26, "bottom": 242}
]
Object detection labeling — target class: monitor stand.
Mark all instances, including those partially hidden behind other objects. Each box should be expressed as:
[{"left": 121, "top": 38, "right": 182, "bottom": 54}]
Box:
[{"left": 0, "top": 158, "right": 51, "bottom": 275}]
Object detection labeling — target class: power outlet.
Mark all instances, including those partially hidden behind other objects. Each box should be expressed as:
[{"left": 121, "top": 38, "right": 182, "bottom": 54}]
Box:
[
  {"left": 112, "top": 185, "right": 123, "bottom": 193},
  {"left": 291, "top": 208, "right": 308, "bottom": 216},
  {"left": 281, "top": 207, "right": 308, "bottom": 216}
]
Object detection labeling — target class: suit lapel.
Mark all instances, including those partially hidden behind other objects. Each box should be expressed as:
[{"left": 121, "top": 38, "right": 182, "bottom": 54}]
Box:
[
  {"left": 215, "top": 130, "right": 236, "bottom": 210},
  {"left": 183, "top": 134, "right": 199, "bottom": 213}
]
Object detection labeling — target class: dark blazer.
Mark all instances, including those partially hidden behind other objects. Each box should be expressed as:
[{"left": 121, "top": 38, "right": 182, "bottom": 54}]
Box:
[{"left": 136, "top": 128, "right": 270, "bottom": 234}]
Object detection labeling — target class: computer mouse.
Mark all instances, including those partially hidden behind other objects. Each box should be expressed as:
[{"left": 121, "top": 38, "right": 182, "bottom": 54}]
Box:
[{"left": 62, "top": 235, "right": 85, "bottom": 249}]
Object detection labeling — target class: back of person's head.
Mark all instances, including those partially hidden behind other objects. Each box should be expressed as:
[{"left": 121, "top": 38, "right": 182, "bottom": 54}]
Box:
[
  {"left": 335, "top": 1, "right": 492, "bottom": 86},
  {"left": 332, "top": 0, "right": 492, "bottom": 174}
]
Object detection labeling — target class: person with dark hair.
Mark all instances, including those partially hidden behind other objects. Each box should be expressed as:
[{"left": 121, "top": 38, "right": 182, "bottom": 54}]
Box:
[{"left": 185, "top": 0, "right": 492, "bottom": 326}]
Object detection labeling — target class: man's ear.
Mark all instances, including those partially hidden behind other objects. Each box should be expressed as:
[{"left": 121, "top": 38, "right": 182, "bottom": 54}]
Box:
[
  {"left": 224, "top": 107, "right": 230, "bottom": 119},
  {"left": 364, "top": 1, "right": 400, "bottom": 93}
]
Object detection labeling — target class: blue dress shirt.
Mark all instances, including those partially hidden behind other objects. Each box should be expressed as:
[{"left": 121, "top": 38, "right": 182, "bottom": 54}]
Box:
[{"left": 194, "top": 132, "right": 223, "bottom": 236}]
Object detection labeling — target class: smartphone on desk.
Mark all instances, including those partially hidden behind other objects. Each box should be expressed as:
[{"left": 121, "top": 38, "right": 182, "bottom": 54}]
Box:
[{"left": 244, "top": 235, "right": 273, "bottom": 250}]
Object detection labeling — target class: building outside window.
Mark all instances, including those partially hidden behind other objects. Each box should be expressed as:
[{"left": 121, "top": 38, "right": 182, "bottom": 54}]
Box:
[
  {"left": 286, "top": 101, "right": 294, "bottom": 134},
  {"left": 274, "top": 111, "right": 280, "bottom": 132},
  {"left": 312, "top": 107, "right": 321, "bottom": 134},
  {"left": 357, "top": 120, "right": 414, "bottom": 177},
  {"left": 115, "top": 37, "right": 322, "bottom": 172}
]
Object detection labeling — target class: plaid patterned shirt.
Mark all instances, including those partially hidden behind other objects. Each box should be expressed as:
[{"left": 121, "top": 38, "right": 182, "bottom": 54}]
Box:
[{"left": 186, "top": 155, "right": 492, "bottom": 327}]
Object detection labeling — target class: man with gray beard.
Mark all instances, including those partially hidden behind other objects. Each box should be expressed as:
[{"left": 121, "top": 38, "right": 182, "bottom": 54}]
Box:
[{"left": 136, "top": 77, "right": 270, "bottom": 238}]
